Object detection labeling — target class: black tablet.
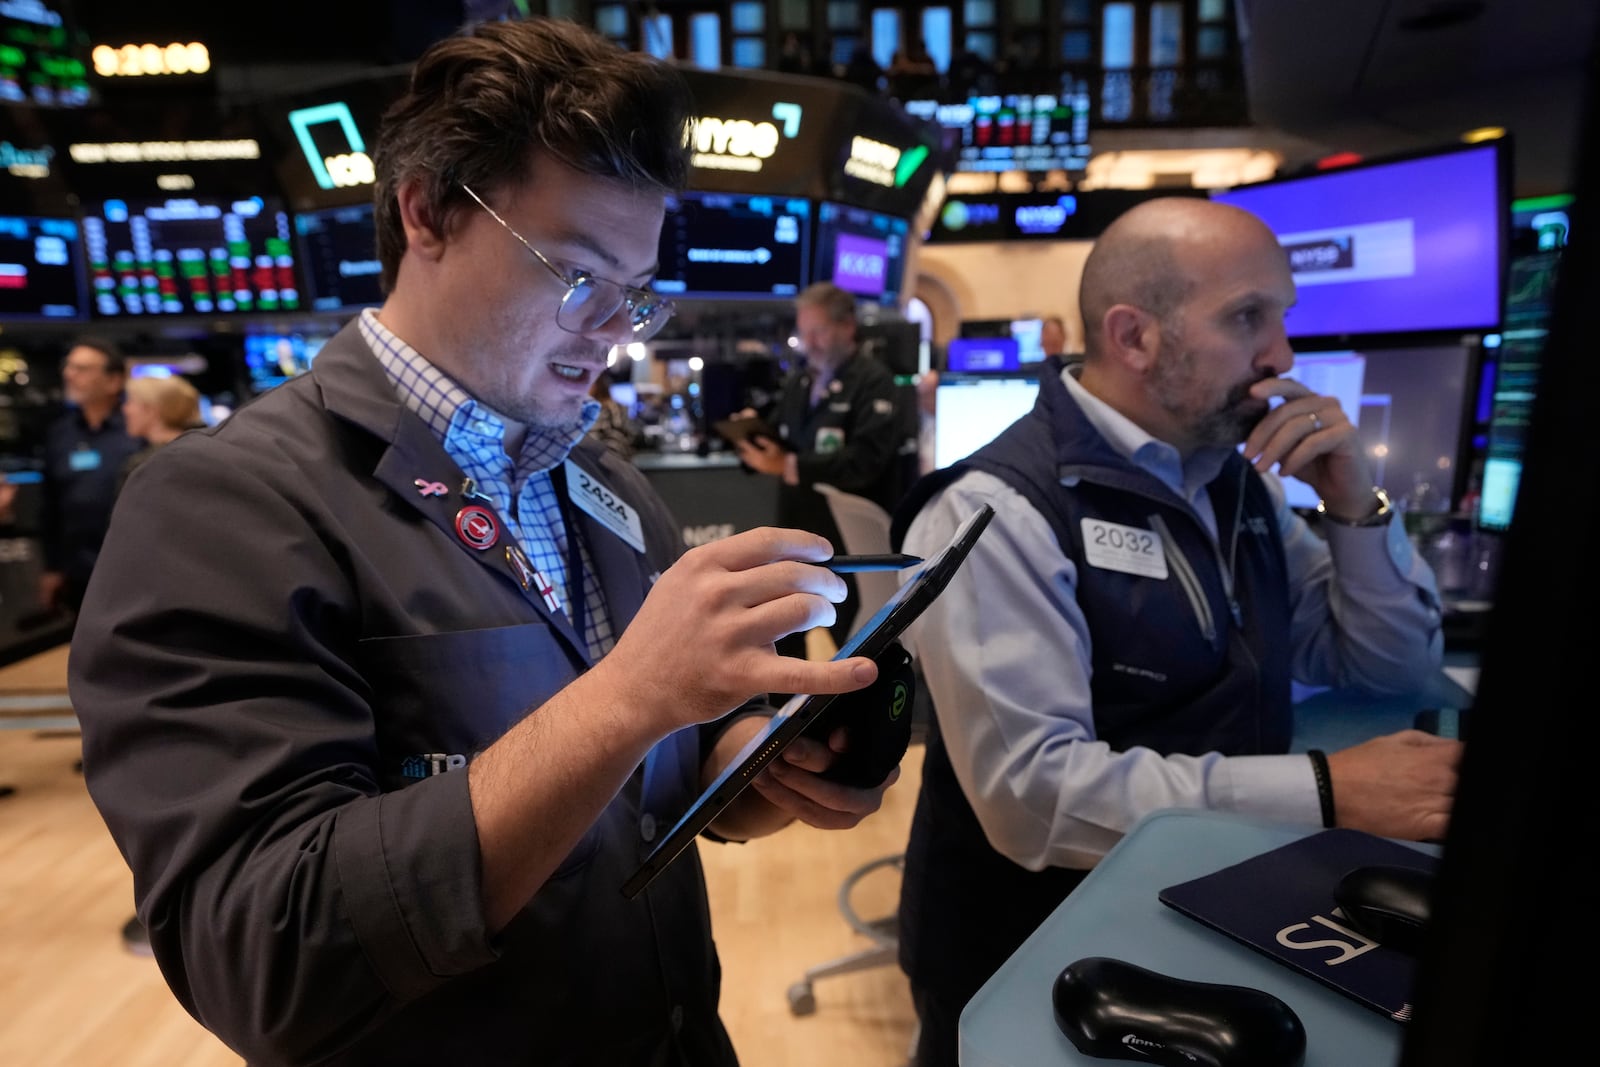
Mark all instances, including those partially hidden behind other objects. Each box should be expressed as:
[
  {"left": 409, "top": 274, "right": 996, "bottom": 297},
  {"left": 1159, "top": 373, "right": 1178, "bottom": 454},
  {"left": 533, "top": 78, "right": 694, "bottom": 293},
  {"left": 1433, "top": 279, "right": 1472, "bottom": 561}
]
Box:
[
  {"left": 712, "top": 414, "right": 792, "bottom": 451},
  {"left": 621, "top": 502, "right": 996, "bottom": 899}
]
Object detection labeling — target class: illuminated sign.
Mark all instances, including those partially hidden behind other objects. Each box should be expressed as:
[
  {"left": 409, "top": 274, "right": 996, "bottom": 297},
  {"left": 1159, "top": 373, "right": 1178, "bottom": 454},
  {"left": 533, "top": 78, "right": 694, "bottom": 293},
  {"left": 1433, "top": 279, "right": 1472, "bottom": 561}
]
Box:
[
  {"left": 287, "top": 102, "right": 374, "bottom": 189},
  {"left": 0, "top": 140, "right": 52, "bottom": 178},
  {"left": 1014, "top": 196, "right": 1076, "bottom": 236},
  {"left": 92, "top": 42, "right": 211, "bottom": 77},
  {"left": 843, "top": 136, "right": 928, "bottom": 189},
  {"left": 67, "top": 140, "right": 261, "bottom": 163},
  {"left": 938, "top": 199, "right": 1002, "bottom": 231},
  {"left": 690, "top": 102, "right": 802, "bottom": 173}
]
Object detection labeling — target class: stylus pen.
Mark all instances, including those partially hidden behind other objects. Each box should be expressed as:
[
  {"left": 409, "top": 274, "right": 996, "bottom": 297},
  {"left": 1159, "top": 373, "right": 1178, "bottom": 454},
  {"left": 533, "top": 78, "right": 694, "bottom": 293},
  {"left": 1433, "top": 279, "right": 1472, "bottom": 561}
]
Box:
[{"left": 821, "top": 554, "right": 924, "bottom": 573}]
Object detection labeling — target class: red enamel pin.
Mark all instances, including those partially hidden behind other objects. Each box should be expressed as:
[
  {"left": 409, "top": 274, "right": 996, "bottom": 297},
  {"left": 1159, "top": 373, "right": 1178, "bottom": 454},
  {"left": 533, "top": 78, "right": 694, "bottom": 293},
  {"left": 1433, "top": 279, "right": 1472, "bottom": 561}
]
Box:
[{"left": 455, "top": 505, "right": 500, "bottom": 550}]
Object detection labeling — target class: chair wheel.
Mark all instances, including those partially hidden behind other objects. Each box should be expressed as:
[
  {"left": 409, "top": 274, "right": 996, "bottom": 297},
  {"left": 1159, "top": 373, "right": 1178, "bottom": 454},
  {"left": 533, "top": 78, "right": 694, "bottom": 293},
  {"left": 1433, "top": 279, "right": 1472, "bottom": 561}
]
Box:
[{"left": 787, "top": 981, "right": 816, "bottom": 1016}]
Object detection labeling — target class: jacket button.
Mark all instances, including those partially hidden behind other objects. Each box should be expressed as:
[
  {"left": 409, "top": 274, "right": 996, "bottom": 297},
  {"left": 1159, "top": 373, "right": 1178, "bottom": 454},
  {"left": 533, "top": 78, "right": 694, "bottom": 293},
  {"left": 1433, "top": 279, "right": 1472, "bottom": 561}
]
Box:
[{"left": 640, "top": 813, "right": 657, "bottom": 841}]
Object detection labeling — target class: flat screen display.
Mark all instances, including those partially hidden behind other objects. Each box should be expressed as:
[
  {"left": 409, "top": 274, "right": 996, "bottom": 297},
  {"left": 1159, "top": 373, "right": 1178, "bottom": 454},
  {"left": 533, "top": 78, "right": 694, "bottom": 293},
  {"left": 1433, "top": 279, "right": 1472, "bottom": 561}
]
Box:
[
  {"left": 901, "top": 78, "right": 1092, "bottom": 174},
  {"left": 933, "top": 373, "right": 1039, "bottom": 468},
  {"left": 945, "top": 336, "right": 1020, "bottom": 374},
  {"left": 654, "top": 192, "right": 810, "bottom": 300},
  {"left": 0, "top": 214, "right": 86, "bottom": 321},
  {"left": 295, "top": 202, "right": 382, "bottom": 312},
  {"left": 1272, "top": 345, "right": 1474, "bottom": 512},
  {"left": 812, "top": 201, "right": 909, "bottom": 307},
  {"left": 1209, "top": 141, "right": 1507, "bottom": 341},
  {"left": 1477, "top": 194, "right": 1574, "bottom": 532},
  {"left": 244, "top": 331, "right": 330, "bottom": 393},
  {"left": 83, "top": 196, "right": 300, "bottom": 316},
  {"left": 0, "top": 4, "right": 92, "bottom": 107}
]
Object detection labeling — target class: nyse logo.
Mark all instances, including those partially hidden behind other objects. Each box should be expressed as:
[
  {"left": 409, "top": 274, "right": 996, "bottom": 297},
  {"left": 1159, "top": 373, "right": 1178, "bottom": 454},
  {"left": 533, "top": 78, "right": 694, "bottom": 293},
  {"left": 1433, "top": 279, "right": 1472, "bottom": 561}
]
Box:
[
  {"left": 691, "top": 102, "right": 802, "bottom": 174},
  {"left": 1275, "top": 909, "right": 1381, "bottom": 966},
  {"left": 287, "top": 102, "right": 374, "bottom": 189},
  {"left": 1284, "top": 237, "right": 1353, "bottom": 274},
  {"left": 684, "top": 523, "right": 735, "bottom": 546}
]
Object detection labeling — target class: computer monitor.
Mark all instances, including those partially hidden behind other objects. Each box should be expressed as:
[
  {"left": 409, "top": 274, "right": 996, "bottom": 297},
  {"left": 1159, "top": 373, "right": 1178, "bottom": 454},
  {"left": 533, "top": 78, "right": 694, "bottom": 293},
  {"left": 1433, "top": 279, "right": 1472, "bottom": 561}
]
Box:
[
  {"left": 243, "top": 331, "right": 329, "bottom": 393},
  {"left": 82, "top": 195, "right": 300, "bottom": 316},
  {"left": 933, "top": 373, "right": 1039, "bottom": 468},
  {"left": 1275, "top": 345, "right": 1475, "bottom": 512},
  {"left": 812, "top": 200, "right": 910, "bottom": 307},
  {"left": 944, "top": 336, "right": 1020, "bottom": 375},
  {"left": 900, "top": 75, "right": 1092, "bottom": 174},
  {"left": 1010, "top": 318, "right": 1046, "bottom": 363},
  {"left": 653, "top": 192, "right": 811, "bottom": 301},
  {"left": 1475, "top": 193, "right": 1574, "bottom": 532},
  {"left": 294, "top": 203, "right": 382, "bottom": 313},
  {"left": 0, "top": 214, "right": 87, "bottom": 322},
  {"left": 1210, "top": 140, "right": 1509, "bottom": 344}
]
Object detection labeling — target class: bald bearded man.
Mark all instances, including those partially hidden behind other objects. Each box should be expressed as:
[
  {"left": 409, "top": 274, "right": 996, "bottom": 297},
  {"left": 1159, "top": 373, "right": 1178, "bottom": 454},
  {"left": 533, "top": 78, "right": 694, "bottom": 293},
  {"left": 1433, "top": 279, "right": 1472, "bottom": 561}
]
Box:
[{"left": 889, "top": 197, "right": 1462, "bottom": 1067}]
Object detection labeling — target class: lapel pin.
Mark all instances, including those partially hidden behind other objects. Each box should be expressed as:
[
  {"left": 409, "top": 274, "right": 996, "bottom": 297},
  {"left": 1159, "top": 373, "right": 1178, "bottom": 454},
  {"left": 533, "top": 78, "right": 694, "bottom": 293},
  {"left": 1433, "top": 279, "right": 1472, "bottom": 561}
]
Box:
[
  {"left": 414, "top": 479, "right": 449, "bottom": 497},
  {"left": 455, "top": 505, "right": 500, "bottom": 551}
]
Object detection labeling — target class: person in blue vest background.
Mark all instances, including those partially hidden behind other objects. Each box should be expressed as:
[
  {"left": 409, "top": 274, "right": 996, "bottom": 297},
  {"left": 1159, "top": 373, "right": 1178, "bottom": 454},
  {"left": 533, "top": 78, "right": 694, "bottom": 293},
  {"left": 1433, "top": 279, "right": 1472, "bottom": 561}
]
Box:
[
  {"left": 37, "top": 337, "right": 142, "bottom": 618},
  {"left": 890, "top": 196, "right": 1464, "bottom": 1067}
]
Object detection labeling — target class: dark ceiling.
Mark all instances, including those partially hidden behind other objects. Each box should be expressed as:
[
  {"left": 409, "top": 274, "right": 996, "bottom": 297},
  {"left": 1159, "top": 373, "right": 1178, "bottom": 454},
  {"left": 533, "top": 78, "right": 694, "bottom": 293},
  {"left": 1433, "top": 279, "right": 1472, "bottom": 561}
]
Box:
[
  {"left": 1237, "top": 0, "right": 1599, "bottom": 198},
  {"left": 68, "top": 0, "right": 1600, "bottom": 198}
]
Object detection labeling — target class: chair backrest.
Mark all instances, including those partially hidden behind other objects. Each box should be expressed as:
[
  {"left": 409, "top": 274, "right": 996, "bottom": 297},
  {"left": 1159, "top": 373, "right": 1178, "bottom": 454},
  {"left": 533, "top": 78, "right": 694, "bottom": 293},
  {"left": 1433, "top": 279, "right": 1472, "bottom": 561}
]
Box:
[{"left": 813, "top": 483, "right": 899, "bottom": 632}]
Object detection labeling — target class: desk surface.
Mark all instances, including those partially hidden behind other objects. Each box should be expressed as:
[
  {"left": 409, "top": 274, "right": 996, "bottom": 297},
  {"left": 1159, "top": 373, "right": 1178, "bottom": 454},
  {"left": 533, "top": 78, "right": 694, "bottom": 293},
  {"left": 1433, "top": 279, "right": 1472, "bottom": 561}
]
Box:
[{"left": 959, "top": 809, "right": 1435, "bottom": 1067}]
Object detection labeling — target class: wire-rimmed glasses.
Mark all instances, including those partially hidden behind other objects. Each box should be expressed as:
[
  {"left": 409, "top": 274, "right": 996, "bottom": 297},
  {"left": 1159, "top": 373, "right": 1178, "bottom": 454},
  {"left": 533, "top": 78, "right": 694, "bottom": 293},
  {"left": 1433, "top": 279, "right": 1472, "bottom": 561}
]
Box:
[{"left": 460, "top": 183, "right": 675, "bottom": 341}]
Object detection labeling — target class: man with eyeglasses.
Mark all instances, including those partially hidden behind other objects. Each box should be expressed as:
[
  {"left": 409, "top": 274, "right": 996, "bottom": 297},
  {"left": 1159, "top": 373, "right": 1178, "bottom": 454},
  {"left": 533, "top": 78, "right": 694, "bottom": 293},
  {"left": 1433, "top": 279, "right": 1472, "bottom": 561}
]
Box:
[
  {"left": 69, "top": 18, "right": 892, "bottom": 1067},
  {"left": 38, "top": 336, "right": 141, "bottom": 618}
]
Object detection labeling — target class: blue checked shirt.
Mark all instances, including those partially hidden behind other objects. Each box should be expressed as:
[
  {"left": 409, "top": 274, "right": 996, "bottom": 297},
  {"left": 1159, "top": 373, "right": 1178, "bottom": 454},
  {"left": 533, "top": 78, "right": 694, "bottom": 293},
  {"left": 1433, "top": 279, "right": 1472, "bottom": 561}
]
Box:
[{"left": 358, "top": 309, "right": 616, "bottom": 659}]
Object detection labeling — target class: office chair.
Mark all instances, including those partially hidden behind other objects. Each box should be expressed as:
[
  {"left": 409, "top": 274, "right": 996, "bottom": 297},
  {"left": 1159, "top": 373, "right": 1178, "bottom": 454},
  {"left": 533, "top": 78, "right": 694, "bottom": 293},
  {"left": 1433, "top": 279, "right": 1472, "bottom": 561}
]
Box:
[{"left": 788, "top": 484, "right": 926, "bottom": 1033}]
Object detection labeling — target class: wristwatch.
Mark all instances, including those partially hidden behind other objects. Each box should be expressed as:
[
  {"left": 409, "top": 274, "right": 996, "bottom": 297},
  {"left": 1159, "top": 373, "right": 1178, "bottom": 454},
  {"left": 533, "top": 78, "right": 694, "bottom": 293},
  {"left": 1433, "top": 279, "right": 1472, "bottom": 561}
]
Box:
[{"left": 1316, "top": 486, "right": 1393, "bottom": 527}]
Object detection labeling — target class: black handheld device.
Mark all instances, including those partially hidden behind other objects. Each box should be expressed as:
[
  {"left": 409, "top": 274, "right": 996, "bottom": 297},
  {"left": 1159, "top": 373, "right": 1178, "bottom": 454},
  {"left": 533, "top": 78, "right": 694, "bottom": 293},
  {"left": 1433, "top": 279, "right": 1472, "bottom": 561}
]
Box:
[{"left": 620, "top": 503, "right": 995, "bottom": 899}]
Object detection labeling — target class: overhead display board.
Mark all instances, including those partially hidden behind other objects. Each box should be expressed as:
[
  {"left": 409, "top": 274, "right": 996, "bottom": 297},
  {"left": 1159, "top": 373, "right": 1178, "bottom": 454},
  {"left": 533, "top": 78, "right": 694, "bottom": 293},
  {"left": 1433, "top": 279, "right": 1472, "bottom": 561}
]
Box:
[
  {"left": 680, "top": 67, "right": 941, "bottom": 221},
  {"left": 927, "top": 189, "right": 1205, "bottom": 243}
]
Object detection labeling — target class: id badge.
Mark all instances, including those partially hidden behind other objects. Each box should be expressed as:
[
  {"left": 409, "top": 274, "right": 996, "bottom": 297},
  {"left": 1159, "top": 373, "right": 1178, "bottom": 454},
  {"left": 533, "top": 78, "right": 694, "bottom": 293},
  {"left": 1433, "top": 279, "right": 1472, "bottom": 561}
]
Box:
[
  {"left": 564, "top": 460, "right": 645, "bottom": 553},
  {"left": 1080, "top": 518, "right": 1168, "bottom": 579},
  {"left": 69, "top": 449, "right": 103, "bottom": 472}
]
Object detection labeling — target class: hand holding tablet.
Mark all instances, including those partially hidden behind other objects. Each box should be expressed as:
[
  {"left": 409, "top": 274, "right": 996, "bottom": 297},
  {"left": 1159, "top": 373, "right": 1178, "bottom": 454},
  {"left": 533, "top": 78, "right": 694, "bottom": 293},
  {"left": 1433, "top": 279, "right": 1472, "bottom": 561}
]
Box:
[{"left": 621, "top": 503, "right": 996, "bottom": 898}]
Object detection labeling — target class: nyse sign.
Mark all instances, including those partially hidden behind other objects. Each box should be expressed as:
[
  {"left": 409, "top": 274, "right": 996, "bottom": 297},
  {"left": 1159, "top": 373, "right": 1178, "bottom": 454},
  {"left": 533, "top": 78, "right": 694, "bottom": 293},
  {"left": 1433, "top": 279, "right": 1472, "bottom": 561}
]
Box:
[{"left": 691, "top": 102, "right": 803, "bottom": 174}]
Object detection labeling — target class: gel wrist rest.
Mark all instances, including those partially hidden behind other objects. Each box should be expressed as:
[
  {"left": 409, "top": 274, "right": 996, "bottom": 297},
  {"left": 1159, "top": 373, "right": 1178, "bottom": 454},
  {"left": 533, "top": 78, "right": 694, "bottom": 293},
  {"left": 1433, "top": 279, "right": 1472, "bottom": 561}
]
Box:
[
  {"left": 1053, "top": 956, "right": 1307, "bottom": 1067},
  {"left": 802, "top": 640, "right": 915, "bottom": 789}
]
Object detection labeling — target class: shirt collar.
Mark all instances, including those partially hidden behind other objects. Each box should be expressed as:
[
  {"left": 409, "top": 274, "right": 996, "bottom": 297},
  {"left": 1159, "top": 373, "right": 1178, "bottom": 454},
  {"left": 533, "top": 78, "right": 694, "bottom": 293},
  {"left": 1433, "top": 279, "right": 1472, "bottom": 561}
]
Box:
[
  {"left": 1061, "top": 362, "right": 1236, "bottom": 492},
  {"left": 358, "top": 307, "right": 600, "bottom": 471}
]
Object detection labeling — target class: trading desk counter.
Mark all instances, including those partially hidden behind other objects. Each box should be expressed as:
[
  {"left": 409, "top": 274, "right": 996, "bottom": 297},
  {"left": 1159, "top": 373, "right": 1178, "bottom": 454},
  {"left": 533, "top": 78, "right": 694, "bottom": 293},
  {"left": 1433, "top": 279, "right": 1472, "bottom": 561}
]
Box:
[
  {"left": 959, "top": 663, "right": 1474, "bottom": 1065},
  {"left": 634, "top": 451, "right": 778, "bottom": 548}
]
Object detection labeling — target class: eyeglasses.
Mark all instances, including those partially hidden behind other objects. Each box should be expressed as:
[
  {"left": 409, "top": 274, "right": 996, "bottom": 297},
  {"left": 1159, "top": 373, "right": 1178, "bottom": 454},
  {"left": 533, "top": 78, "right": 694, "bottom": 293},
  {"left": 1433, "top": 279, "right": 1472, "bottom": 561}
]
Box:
[{"left": 460, "top": 184, "right": 675, "bottom": 341}]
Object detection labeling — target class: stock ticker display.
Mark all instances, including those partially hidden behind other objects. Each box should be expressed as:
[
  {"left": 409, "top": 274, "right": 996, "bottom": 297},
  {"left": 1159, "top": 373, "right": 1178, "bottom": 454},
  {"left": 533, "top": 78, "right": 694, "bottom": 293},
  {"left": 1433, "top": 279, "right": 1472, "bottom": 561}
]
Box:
[
  {"left": 0, "top": 214, "right": 86, "bottom": 321},
  {"left": 82, "top": 196, "right": 300, "bottom": 316}
]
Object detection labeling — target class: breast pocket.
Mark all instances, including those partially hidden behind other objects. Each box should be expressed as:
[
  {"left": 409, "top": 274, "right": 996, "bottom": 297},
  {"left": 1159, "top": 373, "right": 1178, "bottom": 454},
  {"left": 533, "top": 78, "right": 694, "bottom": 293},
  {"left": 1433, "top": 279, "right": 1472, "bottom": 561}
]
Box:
[
  {"left": 359, "top": 622, "right": 602, "bottom": 877},
  {"left": 358, "top": 622, "right": 577, "bottom": 781}
]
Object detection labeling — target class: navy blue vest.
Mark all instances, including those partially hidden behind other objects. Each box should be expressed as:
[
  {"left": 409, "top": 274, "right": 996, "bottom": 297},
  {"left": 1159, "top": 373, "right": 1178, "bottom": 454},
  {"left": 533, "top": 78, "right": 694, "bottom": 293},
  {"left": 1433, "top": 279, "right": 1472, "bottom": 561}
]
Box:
[{"left": 892, "top": 356, "right": 1293, "bottom": 1004}]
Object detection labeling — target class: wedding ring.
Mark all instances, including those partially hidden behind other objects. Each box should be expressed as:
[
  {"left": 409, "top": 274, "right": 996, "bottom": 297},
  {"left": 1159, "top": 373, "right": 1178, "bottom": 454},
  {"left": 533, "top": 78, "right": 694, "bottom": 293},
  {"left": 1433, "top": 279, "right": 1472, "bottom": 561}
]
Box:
[{"left": 1309, "top": 411, "right": 1323, "bottom": 431}]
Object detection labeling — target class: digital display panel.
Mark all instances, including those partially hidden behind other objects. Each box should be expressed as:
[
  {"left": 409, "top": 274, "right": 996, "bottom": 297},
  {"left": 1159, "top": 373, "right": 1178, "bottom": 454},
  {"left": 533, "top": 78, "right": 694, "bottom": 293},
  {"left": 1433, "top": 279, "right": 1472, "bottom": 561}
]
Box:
[
  {"left": 945, "top": 336, "right": 1020, "bottom": 374},
  {"left": 654, "top": 191, "right": 810, "bottom": 300},
  {"left": 295, "top": 202, "right": 382, "bottom": 312},
  {"left": 902, "top": 78, "right": 1091, "bottom": 174},
  {"left": 812, "top": 200, "right": 909, "bottom": 306},
  {"left": 1272, "top": 345, "right": 1474, "bottom": 512},
  {"left": 83, "top": 195, "right": 300, "bottom": 316},
  {"left": 1478, "top": 194, "right": 1574, "bottom": 532},
  {"left": 0, "top": 3, "right": 92, "bottom": 107},
  {"left": 0, "top": 213, "right": 85, "bottom": 321},
  {"left": 1210, "top": 141, "right": 1507, "bottom": 340},
  {"left": 244, "top": 331, "right": 330, "bottom": 393},
  {"left": 933, "top": 374, "right": 1040, "bottom": 468}
]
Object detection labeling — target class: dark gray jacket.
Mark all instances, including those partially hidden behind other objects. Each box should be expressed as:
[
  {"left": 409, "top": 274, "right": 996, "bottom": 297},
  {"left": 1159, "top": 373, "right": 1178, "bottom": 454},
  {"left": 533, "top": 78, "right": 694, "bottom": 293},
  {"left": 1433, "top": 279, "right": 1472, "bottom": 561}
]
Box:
[{"left": 71, "top": 321, "right": 738, "bottom": 1067}]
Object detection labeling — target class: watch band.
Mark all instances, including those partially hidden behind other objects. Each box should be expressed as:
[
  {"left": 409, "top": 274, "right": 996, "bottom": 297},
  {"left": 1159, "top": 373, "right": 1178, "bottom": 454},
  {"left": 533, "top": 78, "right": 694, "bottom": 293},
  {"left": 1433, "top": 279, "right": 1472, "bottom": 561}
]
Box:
[{"left": 1316, "top": 486, "right": 1393, "bottom": 528}]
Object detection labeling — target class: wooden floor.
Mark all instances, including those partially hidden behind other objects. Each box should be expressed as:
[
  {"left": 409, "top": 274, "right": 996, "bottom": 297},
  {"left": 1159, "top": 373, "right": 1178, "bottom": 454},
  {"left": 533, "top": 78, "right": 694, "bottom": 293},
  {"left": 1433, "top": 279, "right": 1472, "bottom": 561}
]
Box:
[{"left": 0, "top": 638, "right": 920, "bottom": 1067}]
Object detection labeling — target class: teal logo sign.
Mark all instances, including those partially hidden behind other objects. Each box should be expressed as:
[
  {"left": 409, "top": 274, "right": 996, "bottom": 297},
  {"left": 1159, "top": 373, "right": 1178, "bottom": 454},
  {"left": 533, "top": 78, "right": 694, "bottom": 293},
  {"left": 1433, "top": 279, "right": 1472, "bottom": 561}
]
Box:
[{"left": 287, "top": 102, "right": 374, "bottom": 189}]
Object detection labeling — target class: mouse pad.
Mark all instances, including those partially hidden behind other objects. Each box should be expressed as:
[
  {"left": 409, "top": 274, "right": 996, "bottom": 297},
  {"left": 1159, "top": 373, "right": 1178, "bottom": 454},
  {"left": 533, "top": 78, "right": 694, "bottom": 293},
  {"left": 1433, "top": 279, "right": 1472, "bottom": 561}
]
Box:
[{"left": 1158, "top": 828, "right": 1438, "bottom": 1023}]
